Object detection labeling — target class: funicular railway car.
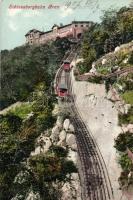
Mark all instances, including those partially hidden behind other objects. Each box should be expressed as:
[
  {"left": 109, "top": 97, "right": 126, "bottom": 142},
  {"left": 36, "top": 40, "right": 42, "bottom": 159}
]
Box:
[
  {"left": 57, "top": 83, "right": 68, "bottom": 98},
  {"left": 57, "top": 69, "right": 69, "bottom": 99},
  {"left": 63, "top": 60, "right": 71, "bottom": 72}
]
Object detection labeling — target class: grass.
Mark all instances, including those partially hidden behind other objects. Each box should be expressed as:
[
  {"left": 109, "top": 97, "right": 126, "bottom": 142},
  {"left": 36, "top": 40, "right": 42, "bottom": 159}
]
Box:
[
  {"left": 8, "top": 103, "right": 33, "bottom": 119},
  {"left": 122, "top": 91, "right": 133, "bottom": 105}
]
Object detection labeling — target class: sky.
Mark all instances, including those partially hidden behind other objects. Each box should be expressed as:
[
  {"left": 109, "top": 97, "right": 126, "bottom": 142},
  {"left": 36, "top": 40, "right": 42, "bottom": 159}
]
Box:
[{"left": 0, "top": 0, "right": 132, "bottom": 50}]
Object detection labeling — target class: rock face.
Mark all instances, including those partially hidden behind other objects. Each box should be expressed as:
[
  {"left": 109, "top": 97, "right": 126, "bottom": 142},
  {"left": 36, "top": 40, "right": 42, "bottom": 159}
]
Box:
[
  {"left": 68, "top": 124, "right": 75, "bottom": 133},
  {"left": 115, "top": 46, "right": 120, "bottom": 52},
  {"left": 63, "top": 119, "right": 75, "bottom": 133},
  {"left": 102, "top": 58, "right": 107, "bottom": 65},
  {"left": 57, "top": 130, "right": 67, "bottom": 147},
  {"left": 50, "top": 125, "right": 60, "bottom": 143},
  {"left": 66, "top": 133, "right": 77, "bottom": 151},
  {"left": 59, "top": 130, "right": 67, "bottom": 141},
  {"left": 63, "top": 119, "right": 70, "bottom": 131},
  {"left": 56, "top": 116, "right": 63, "bottom": 130},
  {"left": 31, "top": 135, "right": 52, "bottom": 156},
  {"left": 56, "top": 118, "right": 80, "bottom": 199},
  {"left": 26, "top": 191, "right": 41, "bottom": 200}
]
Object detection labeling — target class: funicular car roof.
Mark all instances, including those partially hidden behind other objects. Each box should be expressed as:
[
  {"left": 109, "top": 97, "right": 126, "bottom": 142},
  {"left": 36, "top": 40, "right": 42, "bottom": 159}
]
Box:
[
  {"left": 58, "top": 84, "right": 67, "bottom": 90},
  {"left": 63, "top": 60, "right": 70, "bottom": 64}
]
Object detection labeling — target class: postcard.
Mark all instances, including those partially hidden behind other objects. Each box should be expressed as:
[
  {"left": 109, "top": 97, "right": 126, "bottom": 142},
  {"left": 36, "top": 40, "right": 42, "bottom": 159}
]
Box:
[{"left": 0, "top": 0, "right": 133, "bottom": 200}]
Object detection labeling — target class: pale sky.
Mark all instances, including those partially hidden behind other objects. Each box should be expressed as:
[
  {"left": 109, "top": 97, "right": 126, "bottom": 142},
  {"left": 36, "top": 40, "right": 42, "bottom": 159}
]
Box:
[{"left": 0, "top": 0, "right": 132, "bottom": 50}]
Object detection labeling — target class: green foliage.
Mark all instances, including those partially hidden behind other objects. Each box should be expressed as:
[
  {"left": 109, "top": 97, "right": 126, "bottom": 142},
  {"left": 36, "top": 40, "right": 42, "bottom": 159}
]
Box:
[
  {"left": 62, "top": 160, "right": 77, "bottom": 175},
  {"left": 0, "top": 114, "right": 22, "bottom": 134},
  {"left": 0, "top": 165, "right": 20, "bottom": 200},
  {"left": 1, "top": 39, "right": 67, "bottom": 110},
  {"left": 49, "top": 146, "right": 68, "bottom": 157},
  {"left": 29, "top": 155, "right": 62, "bottom": 182},
  {"left": 101, "top": 9, "right": 117, "bottom": 33},
  {"left": 114, "top": 132, "right": 133, "bottom": 152},
  {"left": 77, "top": 62, "right": 88, "bottom": 74},
  {"left": 0, "top": 111, "right": 50, "bottom": 199},
  {"left": 35, "top": 111, "right": 55, "bottom": 133},
  {"left": 0, "top": 36, "right": 71, "bottom": 199},
  {"left": 119, "top": 153, "right": 133, "bottom": 171},
  {"left": 118, "top": 107, "right": 133, "bottom": 125},
  {"left": 53, "top": 37, "right": 71, "bottom": 56},
  {"left": 97, "top": 67, "right": 109, "bottom": 75},
  {"left": 32, "top": 90, "right": 56, "bottom": 133},
  {"left": 80, "top": 7, "right": 133, "bottom": 72},
  {"left": 80, "top": 41, "right": 96, "bottom": 73},
  {"left": 8, "top": 103, "right": 33, "bottom": 119},
  {"left": 29, "top": 154, "right": 77, "bottom": 183},
  {"left": 129, "top": 51, "right": 133, "bottom": 64},
  {"left": 103, "top": 8, "right": 133, "bottom": 53},
  {"left": 87, "top": 76, "right": 103, "bottom": 84},
  {"left": 122, "top": 91, "right": 133, "bottom": 105}
]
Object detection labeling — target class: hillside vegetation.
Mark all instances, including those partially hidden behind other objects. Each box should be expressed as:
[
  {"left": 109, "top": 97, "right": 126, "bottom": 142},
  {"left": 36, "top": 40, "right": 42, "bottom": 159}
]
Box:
[
  {"left": 77, "top": 7, "right": 133, "bottom": 74},
  {"left": 0, "top": 37, "right": 71, "bottom": 110},
  {"left": 0, "top": 38, "right": 73, "bottom": 200}
]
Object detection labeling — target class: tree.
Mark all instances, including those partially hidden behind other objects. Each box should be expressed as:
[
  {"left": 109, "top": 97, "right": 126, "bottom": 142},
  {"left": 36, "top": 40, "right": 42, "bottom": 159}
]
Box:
[{"left": 101, "top": 9, "right": 117, "bottom": 33}]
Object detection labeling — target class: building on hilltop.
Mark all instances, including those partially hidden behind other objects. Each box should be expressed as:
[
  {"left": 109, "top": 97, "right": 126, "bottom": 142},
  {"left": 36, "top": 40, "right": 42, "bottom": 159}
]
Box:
[{"left": 25, "top": 21, "right": 93, "bottom": 45}]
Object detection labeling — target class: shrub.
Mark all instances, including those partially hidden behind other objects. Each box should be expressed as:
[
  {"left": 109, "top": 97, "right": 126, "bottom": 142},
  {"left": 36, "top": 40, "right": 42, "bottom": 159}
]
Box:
[
  {"left": 62, "top": 160, "right": 77, "bottom": 175},
  {"left": 49, "top": 146, "right": 68, "bottom": 158},
  {"left": 114, "top": 132, "right": 133, "bottom": 152},
  {"left": 29, "top": 154, "right": 77, "bottom": 183},
  {"left": 36, "top": 111, "right": 55, "bottom": 133}
]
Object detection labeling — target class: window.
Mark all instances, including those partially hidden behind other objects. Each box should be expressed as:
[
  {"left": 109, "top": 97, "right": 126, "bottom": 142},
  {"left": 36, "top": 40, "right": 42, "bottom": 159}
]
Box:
[
  {"left": 81, "top": 24, "right": 84, "bottom": 27},
  {"left": 75, "top": 25, "right": 78, "bottom": 27},
  {"left": 86, "top": 25, "right": 89, "bottom": 27}
]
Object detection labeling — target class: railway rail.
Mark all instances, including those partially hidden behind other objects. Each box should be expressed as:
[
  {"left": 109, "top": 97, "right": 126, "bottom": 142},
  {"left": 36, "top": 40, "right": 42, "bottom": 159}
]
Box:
[
  {"left": 54, "top": 45, "right": 78, "bottom": 95},
  {"left": 55, "top": 46, "right": 114, "bottom": 200}
]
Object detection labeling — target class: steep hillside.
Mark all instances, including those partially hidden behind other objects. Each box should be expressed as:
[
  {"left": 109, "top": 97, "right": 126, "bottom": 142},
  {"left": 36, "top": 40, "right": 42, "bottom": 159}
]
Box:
[
  {"left": 0, "top": 38, "right": 71, "bottom": 110},
  {"left": 0, "top": 38, "right": 74, "bottom": 200}
]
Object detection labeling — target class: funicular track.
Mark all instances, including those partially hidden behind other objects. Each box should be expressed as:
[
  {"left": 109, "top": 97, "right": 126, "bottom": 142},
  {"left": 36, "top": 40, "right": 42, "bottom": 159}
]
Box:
[{"left": 56, "top": 46, "right": 114, "bottom": 200}]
